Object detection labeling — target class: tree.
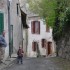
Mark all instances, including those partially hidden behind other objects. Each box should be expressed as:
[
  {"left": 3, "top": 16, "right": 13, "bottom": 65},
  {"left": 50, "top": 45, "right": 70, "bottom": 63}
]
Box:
[
  {"left": 28, "top": 0, "right": 70, "bottom": 41},
  {"left": 28, "top": 0, "right": 57, "bottom": 27}
]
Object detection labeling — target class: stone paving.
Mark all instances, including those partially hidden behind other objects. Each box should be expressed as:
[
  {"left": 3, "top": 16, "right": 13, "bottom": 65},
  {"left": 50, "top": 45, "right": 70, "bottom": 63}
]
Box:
[
  {"left": 0, "top": 54, "right": 17, "bottom": 70},
  {"left": 2, "top": 57, "right": 70, "bottom": 70}
]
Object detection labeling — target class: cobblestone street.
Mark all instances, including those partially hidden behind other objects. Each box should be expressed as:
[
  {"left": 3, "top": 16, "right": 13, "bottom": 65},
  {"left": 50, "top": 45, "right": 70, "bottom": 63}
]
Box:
[{"left": 3, "top": 57, "right": 70, "bottom": 70}]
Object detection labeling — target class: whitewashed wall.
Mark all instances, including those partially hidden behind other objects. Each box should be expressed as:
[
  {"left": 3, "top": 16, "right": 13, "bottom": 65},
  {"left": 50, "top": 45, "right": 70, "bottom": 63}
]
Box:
[
  {"left": 27, "top": 17, "right": 46, "bottom": 57},
  {"left": 10, "top": 0, "right": 22, "bottom": 52},
  {"left": 27, "top": 17, "right": 55, "bottom": 57},
  {"left": 23, "top": 29, "right": 28, "bottom": 56}
]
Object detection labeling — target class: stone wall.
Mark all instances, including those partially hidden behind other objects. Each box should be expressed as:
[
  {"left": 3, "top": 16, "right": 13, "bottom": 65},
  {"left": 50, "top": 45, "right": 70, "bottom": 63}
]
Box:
[{"left": 57, "top": 32, "right": 70, "bottom": 60}]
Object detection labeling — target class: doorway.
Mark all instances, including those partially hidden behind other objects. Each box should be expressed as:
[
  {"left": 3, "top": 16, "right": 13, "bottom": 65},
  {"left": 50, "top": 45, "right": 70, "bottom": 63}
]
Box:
[
  {"left": 32, "top": 42, "right": 40, "bottom": 57},
  {"left": 47, "top": 42, "right": 52, "bottom": 55}
]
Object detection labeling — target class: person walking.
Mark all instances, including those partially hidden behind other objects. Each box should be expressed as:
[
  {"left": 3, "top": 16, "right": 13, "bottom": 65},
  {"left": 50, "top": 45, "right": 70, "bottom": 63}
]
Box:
[
  {"left": 0, "top": 31, "right": 7, "bottom": 63},
  {"left": 17, "top": 46, "right": 24, "bottom": 64}
]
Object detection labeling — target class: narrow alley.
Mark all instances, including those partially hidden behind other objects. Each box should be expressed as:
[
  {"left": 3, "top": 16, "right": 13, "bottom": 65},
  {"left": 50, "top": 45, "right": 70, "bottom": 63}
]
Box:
[
  {"left": 0, "top": 0, "right": 70, "bottom": 70},
  {"left": 3, "top": 57, "right": 70, "bottom": 70}
]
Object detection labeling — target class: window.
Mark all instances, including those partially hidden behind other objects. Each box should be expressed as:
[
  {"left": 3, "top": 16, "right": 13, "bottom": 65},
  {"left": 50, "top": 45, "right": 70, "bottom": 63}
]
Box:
[
  {"left": 41, "top": 39, "right": 46, "bottom": 48},
  {"left": 32, "top": 42, "right": 36, "bottom": 51},
  {"left": 31, "top": 21, "right": 40, "bottom": 34},
  {"left": 46, "top": 24, "right": 50, "bottom": 32},
  {"left": 0, "top": 13, "right": 4, "bottom": 34},
  {"left": 17, "top": 3, "right": 19, "bottom": 15}
]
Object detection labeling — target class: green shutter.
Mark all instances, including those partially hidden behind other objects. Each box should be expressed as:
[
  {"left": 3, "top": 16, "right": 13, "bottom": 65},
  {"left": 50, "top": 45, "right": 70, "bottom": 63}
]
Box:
[{"left": 0, "top": 13, "right": 4, "bottom": 34}]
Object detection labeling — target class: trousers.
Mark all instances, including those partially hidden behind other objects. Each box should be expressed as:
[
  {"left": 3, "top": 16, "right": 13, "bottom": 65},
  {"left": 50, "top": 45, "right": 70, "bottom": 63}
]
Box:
[
  {"left": 17, "top": 56, "right": 23, "bottom": 64},
  {"left": 0, "top": 47, "right": 5, "bottom": 61}
]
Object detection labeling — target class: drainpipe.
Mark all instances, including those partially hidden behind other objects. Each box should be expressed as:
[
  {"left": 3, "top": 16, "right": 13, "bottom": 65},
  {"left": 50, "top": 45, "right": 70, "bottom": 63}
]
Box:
[{"left": 7, "top": 0, "right": 11, "bottom": 58}]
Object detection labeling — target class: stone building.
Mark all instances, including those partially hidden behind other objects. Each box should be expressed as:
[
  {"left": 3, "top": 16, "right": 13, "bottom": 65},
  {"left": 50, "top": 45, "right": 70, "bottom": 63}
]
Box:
[
  {"left": 0, "top": 0, "right": 26, "bottom": 60},
  {"left": 19, "top": 0, "right": 29, "bottom": 56},
  {"left": 18, "top": 0, "right": 56, "bottom": 57},
  {"left": 9, "top": 0, "right": 23, "bottom": 55},
  {"left": 0, "top": 0, "right": 9, "bottom": 60},
  {"left": 27, "top": 14, "right": 56, "bottom": 57}
]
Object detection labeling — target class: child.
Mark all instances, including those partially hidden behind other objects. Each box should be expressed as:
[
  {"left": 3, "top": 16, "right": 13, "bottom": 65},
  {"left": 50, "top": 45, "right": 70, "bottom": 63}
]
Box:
[{"left": 17, "top": 46, "right": 24, "bottom": 64}]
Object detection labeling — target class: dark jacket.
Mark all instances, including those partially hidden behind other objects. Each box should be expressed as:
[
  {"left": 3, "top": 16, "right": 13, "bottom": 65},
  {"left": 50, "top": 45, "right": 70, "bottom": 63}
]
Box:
[{"left": 17, "top": 49, "right": 24, "bottom": 57}]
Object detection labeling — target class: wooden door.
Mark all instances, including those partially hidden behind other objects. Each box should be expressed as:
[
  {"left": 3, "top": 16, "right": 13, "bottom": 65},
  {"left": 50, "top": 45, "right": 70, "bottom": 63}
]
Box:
[{"left": 47, "top": 42, "right": 52, "bottom": 55}]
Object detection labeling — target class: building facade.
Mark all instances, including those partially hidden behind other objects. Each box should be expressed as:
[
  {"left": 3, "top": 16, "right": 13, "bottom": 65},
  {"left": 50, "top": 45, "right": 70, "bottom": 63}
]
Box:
[
  {"left": 27, "top": 15, "right": 56, "bottom": 57},
  {"left": 9, "top": 0, "right": 23, "bottom": 55},
  {"left": 0, "top": 0, "right": 24, "bottom": 60},
  {"left": 0, "top": 0, "right": 9, "bottom": 60},
  {"left": 18, "top": 0, "right": 56, "bottom": 57},
  {"left": 19, "top": 0, "right": 29, "bottom": 56}
]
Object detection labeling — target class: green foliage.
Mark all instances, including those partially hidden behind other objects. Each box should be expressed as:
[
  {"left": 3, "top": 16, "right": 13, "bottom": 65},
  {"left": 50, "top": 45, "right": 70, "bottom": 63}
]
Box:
[
  {"left": 28, "top": 0, "right": 70, "bottom": 41},
  {"left": 28, "top": 0, "right": 57, "bottom": 27},
  {"left": 53, "top": 0, "right": 70, "bottom": 41},
  {"left": 63, "top": 8, "right": 70, "bottom": 31}
]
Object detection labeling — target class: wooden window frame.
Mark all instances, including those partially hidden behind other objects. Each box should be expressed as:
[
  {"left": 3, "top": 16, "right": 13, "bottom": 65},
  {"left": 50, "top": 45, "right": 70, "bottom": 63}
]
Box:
[{"left": 31, "top": 21, "right": 40, "bottom": 34}]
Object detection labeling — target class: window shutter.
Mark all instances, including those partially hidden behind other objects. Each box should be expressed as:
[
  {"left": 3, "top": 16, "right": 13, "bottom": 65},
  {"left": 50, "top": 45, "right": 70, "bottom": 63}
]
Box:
[
  {"left": 33, "top": 21, "right": 35, "bottom": 33},
  {"left": 31, "top": 21, "right": 35, "bottom": 34},
  {"left": 0, "top": 13, "right": 4, "bottom": 34},
  {"left": 38, "top": 21, "right": 40, "bottom": 34}
]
